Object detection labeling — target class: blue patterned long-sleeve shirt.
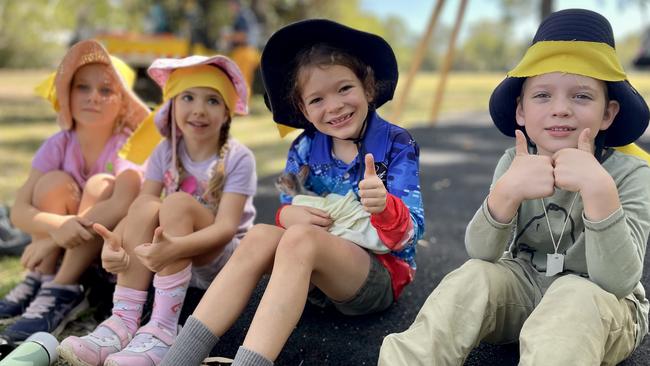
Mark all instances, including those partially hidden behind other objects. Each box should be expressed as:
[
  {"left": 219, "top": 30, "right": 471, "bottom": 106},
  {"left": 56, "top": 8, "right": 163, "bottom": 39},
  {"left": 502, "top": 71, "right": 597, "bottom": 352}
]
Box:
[{"left": 280, "top": 112, "right": 424, "bottom": 279}]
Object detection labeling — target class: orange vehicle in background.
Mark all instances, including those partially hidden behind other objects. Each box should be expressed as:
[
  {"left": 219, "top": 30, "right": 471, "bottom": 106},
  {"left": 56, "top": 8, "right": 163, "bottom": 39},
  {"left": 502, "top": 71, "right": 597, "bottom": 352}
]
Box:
[{"left": 94, "top": 30, "right": 261, "bottom": 103}]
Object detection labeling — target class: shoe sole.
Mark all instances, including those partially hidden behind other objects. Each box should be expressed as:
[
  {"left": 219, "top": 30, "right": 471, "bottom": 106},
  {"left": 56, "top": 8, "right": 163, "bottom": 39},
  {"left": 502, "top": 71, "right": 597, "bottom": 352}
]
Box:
[{"left": 57, "top": 345, "right": 97, "bottom": 366}]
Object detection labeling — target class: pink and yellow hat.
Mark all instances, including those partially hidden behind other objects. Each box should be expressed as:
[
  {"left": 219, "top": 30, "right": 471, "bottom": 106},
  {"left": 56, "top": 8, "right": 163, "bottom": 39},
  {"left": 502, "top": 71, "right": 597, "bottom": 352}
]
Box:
[
  {"left": 34, "top": 40, "right": 149, "bottom": 131},
  {"left": 119, "top": 55, "right": 248, "bottom": 164}
]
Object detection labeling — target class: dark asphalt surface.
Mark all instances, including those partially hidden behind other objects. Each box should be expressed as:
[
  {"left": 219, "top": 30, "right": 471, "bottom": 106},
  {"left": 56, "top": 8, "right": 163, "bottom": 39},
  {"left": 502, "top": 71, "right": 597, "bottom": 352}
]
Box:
[{"left": 190, "top": 121, "right": 650, "bottom": 365}]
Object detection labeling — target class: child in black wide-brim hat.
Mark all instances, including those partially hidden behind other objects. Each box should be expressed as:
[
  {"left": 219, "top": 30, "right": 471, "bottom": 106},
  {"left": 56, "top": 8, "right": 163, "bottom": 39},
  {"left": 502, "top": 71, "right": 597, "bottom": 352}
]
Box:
[
  {"left": 380, "top": 8, "right": 650, "bottom": 365},
  {"left": 161, "top": 19, "right": 425, "bottom": 366}
]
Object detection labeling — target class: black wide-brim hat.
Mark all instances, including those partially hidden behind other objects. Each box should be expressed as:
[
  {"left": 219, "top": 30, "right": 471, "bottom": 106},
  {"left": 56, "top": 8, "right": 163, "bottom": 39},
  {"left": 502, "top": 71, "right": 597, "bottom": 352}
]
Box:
[
  {"left": 261, "top": 19, "right": 398, "bottom": 133},
  {"left": 489, "top": 8, "right": 649, "bottom": 147}
]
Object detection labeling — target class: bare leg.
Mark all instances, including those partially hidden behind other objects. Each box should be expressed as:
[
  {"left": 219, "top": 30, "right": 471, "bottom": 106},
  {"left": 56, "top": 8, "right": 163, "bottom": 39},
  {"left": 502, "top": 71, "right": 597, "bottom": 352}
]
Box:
[
  {"left": 243, "top": 224, "right": 371, "bottom": 360},
  {"left": 192, "top": 224, "right": 283, "bottom": 336},
  {"left": 157, "top": 192, "right": 215, "bottom": 276},
  {"left": 53, "top": 174, "right": 114, "bottom": 285},
  {"left": 116, "top": 194, "right": 162, "bottom": 290},
  {"left": 30, "top": 171, "right": 81, "bottom": 274}
]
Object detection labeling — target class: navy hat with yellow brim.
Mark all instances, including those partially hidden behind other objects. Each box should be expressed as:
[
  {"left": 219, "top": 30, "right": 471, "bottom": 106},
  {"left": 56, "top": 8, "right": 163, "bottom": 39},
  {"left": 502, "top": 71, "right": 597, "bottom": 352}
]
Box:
[
  {"left": 260, "top": 19, "right": 398, "bottom": 137},
  {"left": 489, "top": 8, "right": 649, "bottom": 147}
]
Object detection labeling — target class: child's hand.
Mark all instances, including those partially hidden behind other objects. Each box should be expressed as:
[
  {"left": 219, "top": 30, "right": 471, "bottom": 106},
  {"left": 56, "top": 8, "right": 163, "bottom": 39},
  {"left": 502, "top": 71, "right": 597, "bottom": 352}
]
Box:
[
  {"left": 358, "top": 153, "right": 387, "bottom": 214},
  {"left": 20, "top": 238, "right": 59, "bottom": 271},
  {"left": 52, "top": 216, "right": 94, "bottom": 249},
  {"left": 280, "top": 205, "right": 333, "bottom": 228},
  {"left": 502, "top": 130, "right": 555, "bottom": 201},
  {"left": 553, "top": 128, "right": 606, "bottom": 193},
  {"left": 95, "top": 223, "right": 130, "bottom": 274},
  {"left": 134, "top": 227, "right": 177, "bottom": 273},
  {"left": 488, "top": 130, "right": 555, "bottom": 223}
]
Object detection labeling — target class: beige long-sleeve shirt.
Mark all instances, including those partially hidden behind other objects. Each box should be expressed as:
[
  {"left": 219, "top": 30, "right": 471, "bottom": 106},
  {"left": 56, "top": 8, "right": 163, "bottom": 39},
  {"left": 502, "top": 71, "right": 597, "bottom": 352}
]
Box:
[{"left": 465, "top": 148, "right": 650, "bottom": 348}]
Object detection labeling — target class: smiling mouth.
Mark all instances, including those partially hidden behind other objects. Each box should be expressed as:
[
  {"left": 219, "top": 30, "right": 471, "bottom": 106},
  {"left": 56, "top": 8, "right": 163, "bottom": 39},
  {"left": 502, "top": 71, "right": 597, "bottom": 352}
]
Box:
[
  {"left": 545, "top": 126, "right": 576, "bottom": 131},
  {"left": 328, "top": 112, "right": 353, "bottom": 126},
  {"left": 187, "top": 121, "right": 209, "bottom": 128}
]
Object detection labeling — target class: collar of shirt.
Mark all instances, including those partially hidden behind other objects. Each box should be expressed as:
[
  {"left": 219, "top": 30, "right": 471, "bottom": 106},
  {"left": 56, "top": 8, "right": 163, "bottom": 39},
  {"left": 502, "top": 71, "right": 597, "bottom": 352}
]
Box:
[{"left": 307, "top": 111, "right": 391, "bottom": 166}]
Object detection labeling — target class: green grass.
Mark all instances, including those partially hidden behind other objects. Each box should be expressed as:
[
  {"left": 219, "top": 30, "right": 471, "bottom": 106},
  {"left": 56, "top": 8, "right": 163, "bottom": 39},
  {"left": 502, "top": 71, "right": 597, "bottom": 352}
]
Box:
[{"left": 2, "top": 69, "right": 650, "bottom": 296}]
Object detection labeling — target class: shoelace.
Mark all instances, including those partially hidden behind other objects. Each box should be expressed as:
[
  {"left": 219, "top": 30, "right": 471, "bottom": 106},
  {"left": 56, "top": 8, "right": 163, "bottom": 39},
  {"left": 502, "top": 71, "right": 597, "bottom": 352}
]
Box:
[
  {"left": 5, "top": 279, "right": 36, "bottom": 303},
  {"left": 23, "top": 294, "right": 55, "bottom": 319}
]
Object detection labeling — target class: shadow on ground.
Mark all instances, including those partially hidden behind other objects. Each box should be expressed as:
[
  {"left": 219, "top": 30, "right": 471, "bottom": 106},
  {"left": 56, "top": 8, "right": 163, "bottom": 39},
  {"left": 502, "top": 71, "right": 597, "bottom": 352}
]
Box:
[{"left": 200, "top": 123, "right": 650, "bottom": 366}]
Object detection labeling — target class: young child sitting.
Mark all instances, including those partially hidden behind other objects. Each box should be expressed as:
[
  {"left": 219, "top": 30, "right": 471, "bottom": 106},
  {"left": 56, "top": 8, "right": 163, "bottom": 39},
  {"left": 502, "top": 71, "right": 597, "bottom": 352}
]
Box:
[
  {"left": 57, "top": 54, "right": 256, "bottom": 366},
  {"left": 161, "top": 19, "right": 425, "bottom": 366},
  {"left": 0, "top": 40, "right": 148, "bottom": 342},
  {"left": 379, "top": 9, "right": 650, "bottom": 366}
]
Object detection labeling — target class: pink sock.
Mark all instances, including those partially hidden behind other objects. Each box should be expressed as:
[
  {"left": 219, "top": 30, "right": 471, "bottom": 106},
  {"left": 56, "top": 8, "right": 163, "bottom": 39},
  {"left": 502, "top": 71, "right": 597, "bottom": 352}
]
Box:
[
  {"left": 112, "top": 285, "right": 148, "bottom": 335},
  {"left": 150, "top": 264, "right": 192, "bottom": 333}
]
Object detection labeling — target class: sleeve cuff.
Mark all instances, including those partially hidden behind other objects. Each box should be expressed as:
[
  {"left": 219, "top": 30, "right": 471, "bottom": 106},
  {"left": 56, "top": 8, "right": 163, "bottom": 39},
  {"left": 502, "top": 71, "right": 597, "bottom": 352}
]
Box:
[
  {"left": 275, "top": 204, "right": 288, "bottom": 228},
  {"left": 583, "top": 206, "right": 625, "bottom": 232},
  {"left": 481, "top": 198, "right": 515, "bottom": 229}
]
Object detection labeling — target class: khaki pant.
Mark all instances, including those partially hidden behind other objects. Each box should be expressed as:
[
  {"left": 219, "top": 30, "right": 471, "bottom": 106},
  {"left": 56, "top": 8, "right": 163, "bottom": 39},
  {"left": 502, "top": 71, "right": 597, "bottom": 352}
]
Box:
[{"left": 379, "top": 259, "right": 637, "bottom": 366}]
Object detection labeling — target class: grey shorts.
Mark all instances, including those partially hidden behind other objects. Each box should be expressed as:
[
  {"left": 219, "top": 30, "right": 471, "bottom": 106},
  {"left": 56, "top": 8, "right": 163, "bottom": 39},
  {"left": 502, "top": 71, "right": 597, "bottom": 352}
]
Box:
[{"left": 308, "top": 253, "right": 394, "bottom": 316}]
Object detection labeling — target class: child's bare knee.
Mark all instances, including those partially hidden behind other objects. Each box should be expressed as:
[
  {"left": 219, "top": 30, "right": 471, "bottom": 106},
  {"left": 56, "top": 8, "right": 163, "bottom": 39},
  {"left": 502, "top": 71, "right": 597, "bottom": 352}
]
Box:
[
  {"left": 159, "top": 192, "right": 194, "bottom": 219},
  {"left": 276, "top": 225, "right": 318, "bottom": 262},
  {"left": 82, "top": 174, "right": 115, "bottom": 201},
  {"left": 32, "top": 171, "right": 79, "bottom": 208}
]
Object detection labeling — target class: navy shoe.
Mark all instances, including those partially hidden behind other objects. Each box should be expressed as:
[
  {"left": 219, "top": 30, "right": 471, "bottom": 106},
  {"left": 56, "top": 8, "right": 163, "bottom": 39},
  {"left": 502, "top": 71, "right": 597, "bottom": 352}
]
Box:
[
  {"left": 2, "top": 285, "right": 88, "bottom": 342},
  {"left": 0, "top": 275, "right": 41, "bottom": 325}
]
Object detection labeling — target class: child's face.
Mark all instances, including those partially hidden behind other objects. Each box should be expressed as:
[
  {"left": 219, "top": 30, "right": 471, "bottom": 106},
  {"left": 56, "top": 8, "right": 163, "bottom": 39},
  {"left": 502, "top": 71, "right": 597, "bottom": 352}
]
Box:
[
  {"left": 174, "top": 87, "right": 229, "bottom": 145},
  {"left": 516, "top": 72, "right": 620, "bottom": 156},
  {"left": 70, "top": 63, "right": 122, "bottom": 130},
  {"left": 298, "top": 64, "right": 370, "bottom": 141}
]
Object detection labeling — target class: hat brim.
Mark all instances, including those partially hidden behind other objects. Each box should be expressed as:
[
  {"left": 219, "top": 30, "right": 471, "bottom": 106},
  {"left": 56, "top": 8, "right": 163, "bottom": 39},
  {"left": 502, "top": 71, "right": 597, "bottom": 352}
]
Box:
[
  {"left": 261, "top": 19, "right": 398, "bottom": 129},
  {"left": 147, "top": 55, "right": 249, "bottom": 116},
  {"left": 489, "top": 77, "right": 649, "bottom": 147},
  {"left": 55, "top": 40, "right": 149, "bottom": 132}
]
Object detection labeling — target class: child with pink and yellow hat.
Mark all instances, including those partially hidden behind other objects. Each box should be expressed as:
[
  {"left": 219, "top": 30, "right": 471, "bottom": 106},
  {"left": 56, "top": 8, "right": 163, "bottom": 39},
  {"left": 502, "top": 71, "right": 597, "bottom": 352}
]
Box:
[
  {"left": 58, "top": 54, "right": 256, "bottom": 366},
  {"left": 0, "top": 39, "right": 149, "bottom": 343}
]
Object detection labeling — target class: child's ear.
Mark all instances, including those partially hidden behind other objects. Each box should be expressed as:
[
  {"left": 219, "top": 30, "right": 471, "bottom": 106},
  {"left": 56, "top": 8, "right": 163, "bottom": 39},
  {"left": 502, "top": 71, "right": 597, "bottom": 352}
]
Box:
[
  {"left": 600, "top": 100, "right": 620, "bottom": 131},
  {"left": 515, "top": 97, "right": 525, "bottom": 127}
]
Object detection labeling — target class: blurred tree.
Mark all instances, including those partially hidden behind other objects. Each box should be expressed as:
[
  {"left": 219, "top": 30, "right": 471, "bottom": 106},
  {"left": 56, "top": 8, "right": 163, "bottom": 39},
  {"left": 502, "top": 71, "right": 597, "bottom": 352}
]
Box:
[
  {"left": 0, "top": 0, "right": 146, "bottom": 68},
  {"left": 454, "top": 19, "right": 523, "bottom": 71}
]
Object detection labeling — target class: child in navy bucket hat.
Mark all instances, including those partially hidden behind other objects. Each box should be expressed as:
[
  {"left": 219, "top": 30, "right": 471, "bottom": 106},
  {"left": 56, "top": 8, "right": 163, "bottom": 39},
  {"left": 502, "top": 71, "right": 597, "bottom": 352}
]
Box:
[{"left": 380, "top": 8, "right": 650, "bottom": 365}]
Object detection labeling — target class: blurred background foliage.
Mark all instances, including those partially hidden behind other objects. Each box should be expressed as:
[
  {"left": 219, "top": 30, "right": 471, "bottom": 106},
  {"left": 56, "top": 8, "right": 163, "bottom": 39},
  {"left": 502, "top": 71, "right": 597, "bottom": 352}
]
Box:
[{"left": 0, "top": 0, "right": 645, "bottom": 71}]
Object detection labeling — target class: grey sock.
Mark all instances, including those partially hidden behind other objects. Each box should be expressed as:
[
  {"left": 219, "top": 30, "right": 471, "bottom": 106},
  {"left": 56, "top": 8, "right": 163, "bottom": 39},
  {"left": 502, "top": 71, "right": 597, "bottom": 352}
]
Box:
[
  {"left": 160, "top": 315, "right": 220, "bottom": 366},
  {"left": 232, "top": 346, "right": 274, "bottom": 366}
]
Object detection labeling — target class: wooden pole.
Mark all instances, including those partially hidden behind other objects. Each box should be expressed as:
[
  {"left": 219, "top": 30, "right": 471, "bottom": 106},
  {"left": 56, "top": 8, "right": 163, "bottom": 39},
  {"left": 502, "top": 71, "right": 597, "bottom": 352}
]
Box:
[
  {"left": 390, "top": 0, "right": 446, "bottom": 122},
  {"left": 429, "top": 0, "right": 468, "bottom": 124}
]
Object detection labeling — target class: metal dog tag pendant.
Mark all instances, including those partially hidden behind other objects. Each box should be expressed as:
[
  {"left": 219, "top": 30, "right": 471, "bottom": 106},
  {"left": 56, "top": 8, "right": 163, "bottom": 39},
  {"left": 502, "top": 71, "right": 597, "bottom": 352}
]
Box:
[{"left": 546, "top": 253, "right": 564, "bottom": 277}]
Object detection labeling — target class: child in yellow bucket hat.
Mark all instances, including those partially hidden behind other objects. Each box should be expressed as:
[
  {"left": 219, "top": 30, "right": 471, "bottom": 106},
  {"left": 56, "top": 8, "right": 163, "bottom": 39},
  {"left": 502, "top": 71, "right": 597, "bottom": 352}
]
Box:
[
  {"left": 58, "top": 54, "right": 256, "bottom": 366},
  {"left": 380, "top": 8, "right": 650, "bottom": 365},
  {"left": 0, "top": 40, "right": 149, "bottom": 343}
]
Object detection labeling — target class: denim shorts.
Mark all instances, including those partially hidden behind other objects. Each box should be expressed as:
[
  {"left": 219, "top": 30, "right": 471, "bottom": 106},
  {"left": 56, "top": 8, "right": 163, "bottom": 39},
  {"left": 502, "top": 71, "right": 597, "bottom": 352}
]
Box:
[{"left": 308, "top": 253, "right": 394, "bottom": 316}]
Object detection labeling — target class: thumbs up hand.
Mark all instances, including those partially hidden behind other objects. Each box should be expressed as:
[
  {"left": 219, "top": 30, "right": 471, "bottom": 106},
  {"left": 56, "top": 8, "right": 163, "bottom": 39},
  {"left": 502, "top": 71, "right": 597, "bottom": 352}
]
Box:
[
  {"left": 358, "top": 153, "right": 387, "bottom": 214},
  {"left": 553, "top": 128, "right": 602, "bottom": 193},
  {"left": 134, "top": 227, "right": 176, "bottom": 273},
  {"left": 487, "top": 130, "right": 556, "bottom": 223},
  {"left": 95, "top": 223, "right": 130, "bottom": 274},
  {"left": 499, "top": 130, "right": 556, "bottom": 200}
]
